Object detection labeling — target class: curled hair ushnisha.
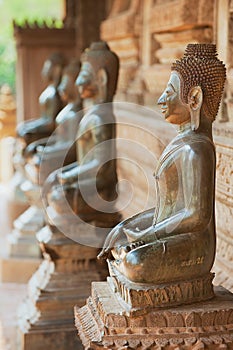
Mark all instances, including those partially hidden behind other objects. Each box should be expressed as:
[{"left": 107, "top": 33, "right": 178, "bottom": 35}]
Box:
[
  {"left": 63, "top": 59, "right": 81, "bottom": 81},
  {"left": 171, "top": 44, "right": 226, "bottom": 121},
  {"left": 48, "top": 52, "right": 66, "bottom": 68}
]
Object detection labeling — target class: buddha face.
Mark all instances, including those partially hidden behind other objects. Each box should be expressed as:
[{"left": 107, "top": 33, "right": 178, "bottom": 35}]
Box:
[
  {"left": 41, "top": 59, "right": 55, "bottom": 82},
  {"left": 75, "top": 62, "right": 98, "bottom": 99},
  {"left": 158, "top": 72, "right": 190, "bottom": 125},
  {"left": 58, "top": 74, "right": 76, "bottom": 102}
]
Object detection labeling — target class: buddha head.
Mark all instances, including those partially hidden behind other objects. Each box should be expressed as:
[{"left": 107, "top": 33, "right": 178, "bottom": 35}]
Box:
[
  {"left": 41, "top": 52, "right": 66, "bottom": 86},
  {"left": 58, "top": 59, "right": 81, "bottom": 103},
  {"left": 76, "top": 41, "right": 119, "bottom": 103},
  {"left": 158, "top": 44, "right": 226, "bottom": 130}
]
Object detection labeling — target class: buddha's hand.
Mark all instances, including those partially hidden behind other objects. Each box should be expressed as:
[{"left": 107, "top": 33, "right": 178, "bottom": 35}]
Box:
[
  {"left": 24, "top": 136, "right": 52, "bottom": 159},
  {"left": 97, "top": 222, "right": 128, "bottom": 260},
  {"left": 123, "top": 225, "right": 158, "bottom": 244},
  {"left": 57, "top": 170, "right": 72, "bottom": 185},
  {"left": 114, "top": 240, "right": 145, "bottom": 258},
  {"left": 57, "top": 163, "right": 78, "bottom": 185}
]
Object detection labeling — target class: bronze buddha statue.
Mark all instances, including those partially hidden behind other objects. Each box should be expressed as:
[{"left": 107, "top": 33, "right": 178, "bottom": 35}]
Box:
[
  {"left": 99, "top": 44, "right": 226, "bottom": 285},
  {"left": 45, "top": 42, "right": 119, "bottom": 224},
  {"left": 24, "top": 59, "right": 83, "bottom": 185},
  {"left": 17, "top": 52, "right": 65, "bottom": 148}
]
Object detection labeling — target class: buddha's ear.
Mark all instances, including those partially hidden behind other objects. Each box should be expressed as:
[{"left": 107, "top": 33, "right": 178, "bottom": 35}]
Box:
[
  {"left": 53, "top": 64, "right": 63, "bottom": 79},
  {"left": 97, "top": 68, "right": 108, "bottom": 101},
  {"left": 188, "top": 86, "right": 203, "bottom": 131}
]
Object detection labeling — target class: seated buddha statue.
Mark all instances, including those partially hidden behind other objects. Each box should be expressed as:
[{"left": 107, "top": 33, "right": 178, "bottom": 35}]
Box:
[
  {"left": 98, "top": 44, "right": 226, "bottom": 285},
  {"left": 45, "top": 42, "right": 119, "bottom": 224},
  {"left": 24, "top": 59, "right": 83, "bottom": 185},
  {"left": 11, "top": 53, "right": 66, "bottom": 204},
  {"left": 16, "top": 52, "right": 66, "bottom": 148}
]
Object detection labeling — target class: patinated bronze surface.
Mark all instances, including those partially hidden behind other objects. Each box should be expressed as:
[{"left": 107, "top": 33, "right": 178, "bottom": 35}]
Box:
[
  {"left": 46, "top": 41, "right": 119, "bottom": 222},
  {"left": 99, "top": 44, "right": 226, "bottom": 285},
  {"left": 6, "top": 59, "right": 82, "bottom": 265},
  {"left": 16, "top": 52, "right": 65, "bottom": 147},
  {"left": 23, "top": 59, "right": 83, "bottom": 184}
]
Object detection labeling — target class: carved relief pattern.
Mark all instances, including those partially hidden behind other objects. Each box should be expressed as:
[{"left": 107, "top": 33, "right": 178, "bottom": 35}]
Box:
[
  {"left": 214, "top": 139, "right": 233, "bottom": 292},
  {"left": 107, "top": 262, "right": 214, "bottom": 308},
  {"left": 101, "top": 0, "right": 141, "bottom": 100},
  {"left": 75, "top": 282, "right": 233, "bottom": 349},
  {"left": 150, "top": 0, "right": 213, "bottom": 34}
]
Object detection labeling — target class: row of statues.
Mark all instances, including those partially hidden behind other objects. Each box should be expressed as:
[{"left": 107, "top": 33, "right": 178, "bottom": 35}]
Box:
[
  {"left": 15, "top": 42, "right": 226, "bottom": 287},
  {"left": 12, "top": 41, "right": 230, "bottom": 349},
  {"left": 15, "top": 42, "right": 120, "bottom": 233}
]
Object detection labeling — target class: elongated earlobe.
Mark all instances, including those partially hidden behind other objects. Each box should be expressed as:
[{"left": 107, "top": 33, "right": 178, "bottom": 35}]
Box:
[
  {"left": 188, "top": 86, "right": 203, "bottom": 131},
  {"left": 97, "top": 68, "right": 108, "bottom": 102}
]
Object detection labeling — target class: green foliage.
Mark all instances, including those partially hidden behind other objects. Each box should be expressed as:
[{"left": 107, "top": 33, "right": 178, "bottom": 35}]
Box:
[{"left": 0, "top": 0, "right": 63, "bottom": 91}]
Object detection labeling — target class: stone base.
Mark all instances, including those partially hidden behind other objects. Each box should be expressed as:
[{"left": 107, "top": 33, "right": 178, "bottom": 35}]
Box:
[
  {"left": 12, "top": 206, "right": 44, "bottom": 236},
  {"left": 20, "top": 323, "right": 82, "bottom": 350},
  {"left": 7, "top": 206, "right": 44, "bottom": 259},
  {"left": 7, "top": 229, "right": 41, "bottom": 258},
  {"left": 4, "top": 192, "right": 29, "bottom": 228},
  {"left": 108, "top": 261, "right": 215, "bottom": 308},
  {"left": 0, "top": 256, "right": 41, "bottom": 283},
  {"left": 75, "top": 281, "right": 233, "bottom": 349}
]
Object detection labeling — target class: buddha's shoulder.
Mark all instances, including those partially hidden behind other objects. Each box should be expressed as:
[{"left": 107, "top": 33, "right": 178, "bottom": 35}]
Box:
[
  {"left": 173, "top": 132, "right": 214, "bottom": 149},
  {"left": 162, "top": 133, "right": 214, "bottom": 162},
  {"left": 39, "top": 85, "right": 57, "bottom": 101}
]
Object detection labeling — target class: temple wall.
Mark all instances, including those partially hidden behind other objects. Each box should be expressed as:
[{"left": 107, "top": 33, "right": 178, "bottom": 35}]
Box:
[
  {"left": 101, "top": 0, "right": 214, "bottom": 105},
  {"left": 212, "top": 0, "right": 233, "bottom": 291}
]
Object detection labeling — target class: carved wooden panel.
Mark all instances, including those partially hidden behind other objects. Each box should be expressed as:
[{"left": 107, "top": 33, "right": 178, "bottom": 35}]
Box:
[
  {"left": 150, "top": 0, "right": 213, "bottom": 33},
  {"left": 14, "top": 23, "right": 75, "bottom": 123}
]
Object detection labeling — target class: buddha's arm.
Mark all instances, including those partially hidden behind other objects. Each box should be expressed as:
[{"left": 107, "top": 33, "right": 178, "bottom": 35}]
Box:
[
  {"left": 42, "top": 162, "right": 78, "bottom": 206},
  {"left": 24, "top": 136, "right": 57, "bottom": 158},
  {"left": 41, "top": 93, "right": 60, "bottom": 120},
  {"left": 56, "top": 162, "right": 78, "bottom": 183},
  {"left": 58, "top": 116, "right": 114, "bottom": 186},
  {"left": 36, "top": 139, "right": 72, "bottom": 157},
  {"left": 17, "top": 117, "right": 53, "bottom": 137},
  {"left": 98, "top": 208, "right": 155, "bottom": 259},
  {"left": 57, "top": 159, "right": 98, "bottom": 185}
]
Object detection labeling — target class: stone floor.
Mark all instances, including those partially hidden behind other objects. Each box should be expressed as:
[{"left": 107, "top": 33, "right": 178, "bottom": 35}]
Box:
[
  {"left": 0, "top": 183, "right": 27, "bottom": 350},
  {"left": 0, "top": 282, "right": 27, "bottom": 350}
]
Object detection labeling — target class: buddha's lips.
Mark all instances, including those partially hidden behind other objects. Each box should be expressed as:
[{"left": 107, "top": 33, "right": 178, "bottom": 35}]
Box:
[{"left": 161, "top": 107, "right": 167, "bottom": 114}]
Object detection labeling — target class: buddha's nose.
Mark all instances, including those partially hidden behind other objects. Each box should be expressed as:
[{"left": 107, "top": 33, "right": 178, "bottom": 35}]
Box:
[
  {"left": 58, "top": 82, "right": 65, "bottom": 95},
  {"left": 157, "top": 92, "right": 166, "bottom": 105},
  {"left": 75, "top": 72, "right": 91, "bottom": 87}
]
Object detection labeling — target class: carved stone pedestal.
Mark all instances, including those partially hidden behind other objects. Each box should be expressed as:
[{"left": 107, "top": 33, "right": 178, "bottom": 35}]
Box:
[
  {"left": 0, "top": 205, "right": 43, "bottom": 283},
  {"left": 8, "top": 206, "right": 43, "bottom": 258},
  {"left": 75, "top": 264, "right": 233, "bottom": 349},
  {"left": 18, "top": 219, "right": 120, "bottom": 350},
  {"left": 1, "top": 179, "right": 45, "bottom": 283}
]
